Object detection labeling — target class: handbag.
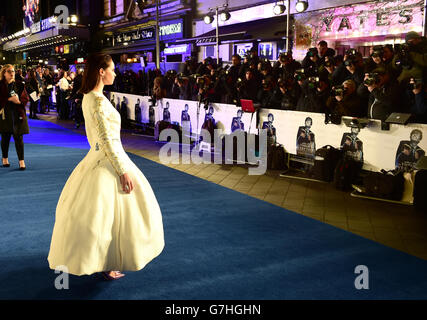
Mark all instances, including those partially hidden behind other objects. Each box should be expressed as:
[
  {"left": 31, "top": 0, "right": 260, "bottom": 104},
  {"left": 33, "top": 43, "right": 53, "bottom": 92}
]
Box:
[{"left": 363, "top": 169, "right": 404, "bottom": 200}]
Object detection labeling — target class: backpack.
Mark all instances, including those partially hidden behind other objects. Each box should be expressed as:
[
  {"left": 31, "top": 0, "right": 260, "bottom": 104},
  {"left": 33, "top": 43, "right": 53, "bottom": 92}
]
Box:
[
  {"left": 267, "top": 144, "right": 287, "bottom": 170},
  {"left": 334, "top": 157, "right": 362, "bottom": 191},
  {"left": 414, "top": 170, "right": 427, "bottom": 212},
  {"left": 312, "top": 145, "right": 343, "bottom": 182},
  {"left": 363, "top": 169, "right": 404, "bottom": 200}
]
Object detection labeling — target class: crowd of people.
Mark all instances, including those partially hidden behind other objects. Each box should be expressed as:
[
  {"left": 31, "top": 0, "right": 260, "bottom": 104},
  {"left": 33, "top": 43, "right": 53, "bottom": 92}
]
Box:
[
  {"left": 0, "top": 65, "right": 85, "bottom": 127},
  {"left": 141, "top": 31, "right": 426, "bottom": 124}
]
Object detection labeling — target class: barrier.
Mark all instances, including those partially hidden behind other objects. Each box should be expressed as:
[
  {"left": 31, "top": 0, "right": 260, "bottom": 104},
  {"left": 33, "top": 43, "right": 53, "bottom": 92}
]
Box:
[{"left": 108, "top": 92, "right": 426, "bottom": 172}]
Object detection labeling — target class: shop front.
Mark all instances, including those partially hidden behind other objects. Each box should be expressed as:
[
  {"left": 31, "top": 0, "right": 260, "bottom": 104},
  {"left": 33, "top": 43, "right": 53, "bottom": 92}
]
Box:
[{"left": 293, "top": 0, "right": 425, "bottom": 60}]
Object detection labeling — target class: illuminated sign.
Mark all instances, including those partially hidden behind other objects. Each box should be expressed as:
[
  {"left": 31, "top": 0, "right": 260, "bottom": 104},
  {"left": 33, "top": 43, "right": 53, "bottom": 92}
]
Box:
[
  {"left": 115, "top": 27, "right": 155, "bottom": 44},
  {"left": 159, "top": 19, "right": 184, "bottom": 41},
  {"left": 295, "top": 0, "right": 424, "bottom": 49},
  {"left": 163, "top": 44, "right": 190, "bottom": 55}
]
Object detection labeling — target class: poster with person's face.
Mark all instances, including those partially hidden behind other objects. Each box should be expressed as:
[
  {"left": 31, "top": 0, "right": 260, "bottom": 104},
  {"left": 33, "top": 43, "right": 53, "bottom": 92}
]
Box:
[
  {"left": 163, "top": 102, "right": 171, "bottom": 122},
  {"left": 396, "top": 129, "right": 425, "bottom": 172},
  {"left": 231, "top": 109, "right": 245, "bottom": 133},
  {"left": 296, "top": 117, "right": 316, "bottom": 158},
  {"left": 340, "top": 126, "right": 364, "bottom": 162},
  {"left": 181, "top": 104, "right": 192, "bottom": 137},
  {"left": 23, "top": 0, "right": 41, "bottom": 28},
  {"left": 262, "top": 113, "right": 277, "bottom": 146}
]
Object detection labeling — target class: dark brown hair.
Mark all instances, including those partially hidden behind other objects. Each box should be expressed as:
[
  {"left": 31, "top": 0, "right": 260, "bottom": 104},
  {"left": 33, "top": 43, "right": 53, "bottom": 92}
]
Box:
[{"left": 79, "top": 53, "right": 112, "bottom": 94}]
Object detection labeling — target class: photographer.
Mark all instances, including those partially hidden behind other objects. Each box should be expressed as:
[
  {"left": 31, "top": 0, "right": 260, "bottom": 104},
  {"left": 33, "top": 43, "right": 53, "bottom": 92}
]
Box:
[
  {"left": 326, "top": 80, "right": 363, "bottom": 118},
  {"left": 272, "top": 51, "right": 302, "bottom": 81},
  {"left": 257, "top": 76, "right": 276, "bottom": 109},
  {"left": 296, "top": 75, "right": 330, "bottom": 113},
  {"left": 365, "top": 46, "right": 386, "bottom": 73},
  {"left": 173, "top": 74, "right": 192, "bottom": 100},
  {"left": 406, "top": 78, "right": 427, "bottom": 123},
  {"left": 395, "top": 32, "right": 427, "bottom": 83},
  {"left": 317, "top": 40, "right": 336, "bottom": 66},
  {"left": 272, "top": 77, "right": 299, "bottom": 110},
  {"left": 319, "top": 57, "right": 341, "bottom": 86},
  {"left": 237, "top": 69, "right": 260, "bottom": 102},
  {"left": 302, "top": 47, "right": 321, "bottom": 77},
  {"left": 364, "top": 68, "right": 400, "bottom": 121},
  {"left": 332, "top": 49, "right": 364, "bottom": 86},
  {"left": 228, "top": 54, "right": 244, "bottom": 84}
]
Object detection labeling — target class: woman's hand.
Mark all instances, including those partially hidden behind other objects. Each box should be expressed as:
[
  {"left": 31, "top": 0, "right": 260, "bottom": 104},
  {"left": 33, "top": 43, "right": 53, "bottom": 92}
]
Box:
[
  {"left": 120, "top": 173, "right": 134, "bottom": 194},
  {"left": 8, "top": 95, "right": 20, "bottom": 104}
]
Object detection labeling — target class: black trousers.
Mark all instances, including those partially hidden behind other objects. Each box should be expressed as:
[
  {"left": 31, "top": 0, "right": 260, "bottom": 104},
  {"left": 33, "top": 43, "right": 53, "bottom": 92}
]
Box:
[
  {"left": 1, "top": 133, "right": 24, "bottom": 160},
  {"left": 29, "top": 100, "right": 39, "bottom": 118}
]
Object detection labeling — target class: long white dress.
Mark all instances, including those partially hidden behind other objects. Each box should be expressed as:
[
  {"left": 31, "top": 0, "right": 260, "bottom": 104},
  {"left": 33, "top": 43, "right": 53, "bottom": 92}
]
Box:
[{"left": 48, "top": 91, "right": 165, "bottom": 276}]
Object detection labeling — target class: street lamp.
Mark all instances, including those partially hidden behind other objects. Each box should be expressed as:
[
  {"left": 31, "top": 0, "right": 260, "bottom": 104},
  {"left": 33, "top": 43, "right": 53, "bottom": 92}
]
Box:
[
  {"left": 273, "top": 2, "right": 286, "bottom": 15},
  {"left": 204, "top": 4, "right": 230, "bottom": 65},
  {"left": 295, "top": 1, "right": 309, "bottom": 13}
]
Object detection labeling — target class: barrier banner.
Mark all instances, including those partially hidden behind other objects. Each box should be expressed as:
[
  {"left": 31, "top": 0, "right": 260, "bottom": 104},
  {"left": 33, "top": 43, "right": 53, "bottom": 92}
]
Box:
[{"left": 259, "top": 109, "right": 427, "bottom": 172}]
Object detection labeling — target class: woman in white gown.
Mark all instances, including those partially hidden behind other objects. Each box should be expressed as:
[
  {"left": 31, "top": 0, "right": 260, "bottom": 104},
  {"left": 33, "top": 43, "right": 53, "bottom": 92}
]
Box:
[{"left": 48, "top": 53, "right": 164, "bottom": 280}]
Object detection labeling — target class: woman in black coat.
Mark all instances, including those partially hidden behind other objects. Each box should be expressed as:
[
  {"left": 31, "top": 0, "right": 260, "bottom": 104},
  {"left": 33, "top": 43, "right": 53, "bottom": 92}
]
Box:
[
  {"left": 0, "top": 64, "right": 30, "bottom": 170},
  {"left": 27, "top": 69, "right": 40, "bottom": 119}
]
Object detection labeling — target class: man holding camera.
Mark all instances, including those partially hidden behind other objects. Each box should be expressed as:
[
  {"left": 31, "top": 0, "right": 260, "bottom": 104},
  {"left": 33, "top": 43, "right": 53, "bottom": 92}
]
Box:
[
  {"left": 326, "top": 80, "right": 362, "bottom": 118},
  {"left": 302, "top": 47, "right": 321, "bottom": 77},
  {"left": 272, "top": 52, "right": 302, "bottom": 81},
  {"left": 407, "top": 77, "right": 427, "bottom": 123},
  {"left": 296, "top": 75, "right": 330, "bottom": 113},
  {"left": 395, "top": 32, "right": 427, "bottom": 83},
  {"left": 272, "top": 77, "right": 299, "bottom": 110},
  {"left": 364, "top": 68, "right": 399, "bottom": 121}
]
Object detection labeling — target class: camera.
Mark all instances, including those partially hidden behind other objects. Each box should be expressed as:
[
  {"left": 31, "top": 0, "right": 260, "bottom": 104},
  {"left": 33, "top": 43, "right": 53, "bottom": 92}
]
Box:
[
  {"left": 371, "top": 45, "right": 384, "bottom": 58},
  {"left": 331, "top": 85, "right": 346, "bottom": 97},
  {"left": 410, "top": 78, "right": 423, "bottom": 90},
  {"left": 363, "top": 73, "right": 380, "bottom": 86},
  {"left": 279, "top": 52, "right": 290, "bottom": 63},
  {"left": 294, "top": 69, "right": 306, "bottom": 81},
  {"left": 307, "top": 47, "right": 318, "bottom": 58},
  {"left": 395, "top": 43, "right": 413, "bottom": 69},
  {"left": 196, "top": 76, "right": 206, "bottom": 86},
  {"left": 344, "top": 58, "right": 356, "bottom": 67},
  {"left": 345, "top": 48, "right": 358, "bottom": 57},
  {"left": 307, "top": 76, "right": 320, "bottom": 89}
]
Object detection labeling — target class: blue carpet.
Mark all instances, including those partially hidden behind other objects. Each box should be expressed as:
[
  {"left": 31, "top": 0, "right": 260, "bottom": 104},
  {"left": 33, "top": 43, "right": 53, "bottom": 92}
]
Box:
[{"left": 1, "top": 119, "right": 427, "bottom": 299}]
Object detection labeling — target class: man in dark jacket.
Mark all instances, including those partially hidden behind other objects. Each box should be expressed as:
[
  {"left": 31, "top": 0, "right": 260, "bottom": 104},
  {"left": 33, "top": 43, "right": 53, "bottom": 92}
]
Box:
[
  {"left": 365, "top": 68, "right": 400, "bottom": 121},
  {"left": 296, "top": 75, "right": 330, "bottom": 113},
  {"left": 317, "top": 40, "right": 336, "bottom": 66},
  {"left": 326, "top": 79, "right": 363, "bottom": 117},
  {"left": 272, "top": 52, "right": 302, "bottom": 81}
]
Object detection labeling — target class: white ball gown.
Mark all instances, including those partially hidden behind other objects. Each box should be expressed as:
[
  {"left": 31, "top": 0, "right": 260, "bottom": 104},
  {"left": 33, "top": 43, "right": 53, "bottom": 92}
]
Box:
[{"left": 48, "top": 91, "right": 165, "bottom": 276}]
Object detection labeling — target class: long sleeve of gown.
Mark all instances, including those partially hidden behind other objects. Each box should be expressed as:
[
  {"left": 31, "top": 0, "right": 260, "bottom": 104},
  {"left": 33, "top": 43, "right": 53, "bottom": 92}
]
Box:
[{"left": 92, "top": 95, "right": 127, "bottom": 177}]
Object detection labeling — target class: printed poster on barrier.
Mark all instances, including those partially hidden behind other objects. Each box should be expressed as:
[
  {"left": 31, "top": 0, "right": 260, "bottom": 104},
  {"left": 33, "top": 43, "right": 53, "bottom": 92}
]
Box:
[
  {"left": 396, "top": 129, "right": 425, "bottom": 172},
  {"left": 296, "top": 117, "right": 316, "bottom": 160},
  {"left": 231, "top": 109, "right": 245, "bottom": 133},
  {"left": 181, "top": 104, "right": 192, "bottom": 138},
  {"left": 340, "top": 126, "right": 364, "bottom": 163},
  {"left": 262, "top": 113, "right": 277, "bottom": 146}
]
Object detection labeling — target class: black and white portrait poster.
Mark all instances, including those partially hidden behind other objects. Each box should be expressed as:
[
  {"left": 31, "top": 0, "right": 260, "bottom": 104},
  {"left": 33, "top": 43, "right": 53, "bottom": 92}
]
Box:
[
  {"left": 262, "top": 113, "right": 277, "bottom": 146},
  {"left": 296, "top": 117, "right": 316, "bottom": 158},
  {"left": 396, "top": 129, "right": 425, "bottom": 171},
  {"left": 163, "top": 102, "right": 171, "bottom": 122},
  {"left": 340, "top": 126, "right": 364, "bottom": 162},
  {"left": 181, "top": 104, "right": 192, "bottom": 137},
  {"left": 231, "top": 109, "right": 245, "bottom": 132}
]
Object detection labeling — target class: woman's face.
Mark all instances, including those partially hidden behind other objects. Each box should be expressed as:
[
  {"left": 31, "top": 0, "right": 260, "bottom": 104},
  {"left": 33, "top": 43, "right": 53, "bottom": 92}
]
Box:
[
  {"left": 4, "top": 67, "right": 15, "bottom": 83},
  {"left": 101, "top": 60, "right": 116, "bottom": 86}
]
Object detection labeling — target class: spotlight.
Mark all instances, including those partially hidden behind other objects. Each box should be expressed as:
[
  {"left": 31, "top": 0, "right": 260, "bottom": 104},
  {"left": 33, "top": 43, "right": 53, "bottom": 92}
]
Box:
[
  {"left": 204, "top": 14, "right": 214, "bottom": 24},
  {"left": 295, "top": 1, "right": 308, "bottom": 13},
  {"left": 219, "top": 11, "right": 231, "bottom": 21},
  {"left": 70, "top": 15, "right": 78, "bottom": 24},
  {"left": 273, "top": 3, "right": 286, "bottom": 15}
]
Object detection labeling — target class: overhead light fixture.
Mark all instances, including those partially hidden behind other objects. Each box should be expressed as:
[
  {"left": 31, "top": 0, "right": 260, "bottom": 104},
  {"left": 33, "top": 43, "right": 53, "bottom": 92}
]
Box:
[
  {"left": 273, "top": 3, "right": 286, "bottom": 15},
  {"left": 204, "top": 14, "right": 214, "bottom": 24},
  {"left": 219, "top": 11, "right": 231, "bottom": 21},
  {"left": 295, "top": 1, "right": 309, "bottom": 13}
]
